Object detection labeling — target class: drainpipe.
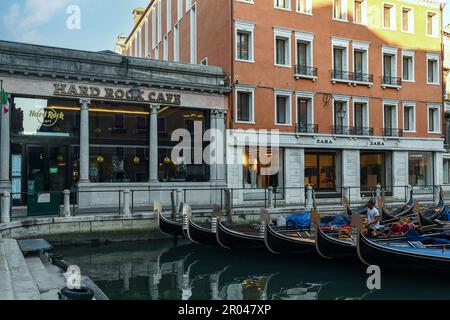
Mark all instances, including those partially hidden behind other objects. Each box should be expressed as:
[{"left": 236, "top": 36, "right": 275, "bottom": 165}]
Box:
[{"left": 229, "top": 0, "right": 235, "bottom": 130}]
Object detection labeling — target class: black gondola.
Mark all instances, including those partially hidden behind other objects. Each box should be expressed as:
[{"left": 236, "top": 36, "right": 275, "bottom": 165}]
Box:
[
  {"left": 216, "top": 221, "right": 265, "bottom": 250},
  {"left": 381, "top": 196, "right": 415, "bottom": 221},
  {"left": 356, "top": 231, "right": 450, "bottom": 273},
  {"left": 343, "top": 197, "right": 367, "bottom": 216},
  {"left": 155, "top": 201, "right": 184, "bottom": 237},
  {"left": 264, "top": 224, "right": 315, "bottom": 255},
  {"left": 418, "top": 197, "right": 446, "bottom": 226},
  {"left": 314, "top": 223, "right": 357, "bottom": 259},
  {"left": 186, "top": 205, "right": 221, "bottom": 246}
]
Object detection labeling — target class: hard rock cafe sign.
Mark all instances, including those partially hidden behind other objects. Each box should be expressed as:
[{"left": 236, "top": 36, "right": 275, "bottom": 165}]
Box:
[
  {"left": 29, "top": 108, "right": 64, "bottom": 127},
  {"left": 53, "top": 83, "right": 182, "bottom": 106}
]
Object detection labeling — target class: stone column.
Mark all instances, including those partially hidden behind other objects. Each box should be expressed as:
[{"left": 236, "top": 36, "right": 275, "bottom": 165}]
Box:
[
  {"left": 341, "top": 150, "right": 361, "bottom": 203},
  {"left": 149, "top": 104, "right": 159, "bottom": 184},
  {"left": 209, "top": 109, "right": 227, "bottom": 205},
  {"left": 0, "top": 94, "right": 11, "bottom": 193},
  {"left": 79, "top": 99, "right": 91, "bottom": 184},
  {"left": 284, "top": 148, "right": 305, "bottom": 205},
  {"left": 391, "top": 151, "right": 409, "bottom": 200}
]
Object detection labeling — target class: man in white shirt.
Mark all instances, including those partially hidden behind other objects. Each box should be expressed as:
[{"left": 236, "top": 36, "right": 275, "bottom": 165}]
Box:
[{"left": 366, "top": 200, "right": 381, "bottom": 235}]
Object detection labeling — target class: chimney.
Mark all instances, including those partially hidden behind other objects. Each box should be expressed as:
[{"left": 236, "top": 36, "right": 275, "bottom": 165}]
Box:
[{"left": 132, "top": 7, "right": 145, "bottom": 26}]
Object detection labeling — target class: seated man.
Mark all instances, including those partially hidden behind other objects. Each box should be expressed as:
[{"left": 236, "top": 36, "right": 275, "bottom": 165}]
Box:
[{"left": 366, "top": 200, "right": 381, "bottom": 236}]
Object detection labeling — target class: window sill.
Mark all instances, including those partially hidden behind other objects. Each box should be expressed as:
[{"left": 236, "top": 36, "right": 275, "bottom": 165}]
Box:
[
  {"left": 274, "top": 64, "right": 292, "bottom": 68},
  {"left": 428, "top": 131, "right": 442, "bottom": 135},
  {"left": 235, "top": 120, "right": 255, "bottom": 125},
  {"left": 401, "top": 30, "right": 415, "bottom": 34},
  {"left": 275, "top": 122, "right": 293, "bottom": 127},
  {"left": 274, "top": 6, "right": 292, "bottom": 12},
  {"left": 353, "top": 21, "right": 368, "bottom": 26},
  {"left": 236, "top": 59, "right": 255, "bottom": 64},
  {"left": 294, "top": 74, "right": 318, "bottom": 81},
  {"left": 403, "top": 130, "right": 417, "bottom": 134},
  {"left": 296, "top": 11, "right": 312, "bottom": 16},
  {"left": 331, "top": 78, "right": 373, "bottom": 87},
  {"left": 402, "top": 79, "right": 415, "bottom": 83},
  {"left": 382, "top": 27, "right": 397, "bottom": 31},
  {"left": 381, "top": 84, "right": 402, "bottom": 91},
  {"left": 426, "top": 82, "right": 441, "bottom": 86},
  {"left": 332, "top": 18, "right": 348, "bottom": 23}
]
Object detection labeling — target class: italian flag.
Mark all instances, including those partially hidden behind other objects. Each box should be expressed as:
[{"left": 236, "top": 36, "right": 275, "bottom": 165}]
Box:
[{"left": 0, "top": 89, "right": 8, "bottom": 114}]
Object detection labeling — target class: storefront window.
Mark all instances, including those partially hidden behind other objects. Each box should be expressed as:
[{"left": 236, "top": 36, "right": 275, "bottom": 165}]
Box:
[
  {"left": 409, "top": 152, "right": 434, "bottom": 188},
  {"left": 89, "top": 146, "right": 149, "bottom": 183},
  {"left": 243, "top": 147, "right": 284, "bottom": 190},
  {"left": 158, "top": 108, "right": 210, "bottom": 182},
  {"left": 12, "top": 97, "right": 79, "bottom": 136},
  {"left": 360, "top": 153, "right": 386, "bottom": 190},
  {"left": 305, "top": 153, "right": 336, "bottom": 191}
]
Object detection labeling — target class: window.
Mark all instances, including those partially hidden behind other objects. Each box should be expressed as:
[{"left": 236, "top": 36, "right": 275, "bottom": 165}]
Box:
[
  {"left": 243, "top": 147, "right": 284, "bottom": 192},
  {"left": 353, "top": 100, "right": 370, "bottom": 135},
  {"left": 353, "top": 41, "right": 370, "bottom": 82},
  {"left": 174, "top": 24, "right": 179, "bottom": 62},
  {"left": 383, "top": 3, "right": 396, "bottom": 30},
  {"left": 166, "top": 0, "right": 172, "bottom": 33},
  {"left": 333, "top": 98, "right": 349, "bottom": 134},
  {"left": 297, "top": 0, "right": 312, "bottom": 14},
  {"left": 383, "top": 102, "right": 399, "bottom": 136},
  {"left": 274, "top": 29, "right": 291, "bottom": 66},
  {"left": 333, "top": 0, "right": 347, "bottom": 20},
  {"left": 402, "top": 7, "right": 414, "bottom": 32},
  {"left": 275, "top": 0, "right": 290, "bottom": 10},
  {"left": 427, "top": 12, "right": 438, "bottom": 37},
  {"left": 332, "top": 39, "right": 349, "bottom": 80},
  {"left": 354, "top": 0, "right": 367, "bottom": 24},
  {"left": 428, "top": 105, "right": 440, "bottom": 133},
  {"left": 409, "top": 152, "right": 434, "bottom": 188},
  {"left": 275, "top": 91, "right": 292, "bottom": 125},
  {"left": 295, "top": 32, "right": 314, "bottom": 77},
  {"left": 152, "top": 8, "right": 157, "bottom": 49},
  {"left": 200, "top": 57, "right": 208, "bottom": 66},
  {"left": 305, "top": 152, "right": 337, "bottom": 190},
  {"left": 296, "top": 93, "right": 315, "bottom": 133},
  {"left": 186, "top": 0, "right": 192, "bottom": 12},
  {"left": 190, "top": 5, "right": 197, "bottom": 64},
  {"left": 427, "top": 54, "right": 439, "bottom": 84},
  {"left": 157, "top": 1, "right": 162, "bottom": 42},
  {"left": 403, "top": 103, "right": 416, "bottom": 132},
  {"left": 236, "top": 21, "right": 255, "bottom": 62},
  {"left": 382, "top": 46, "right": 398, "bottom": 86},
  {"left": 236, "top": 88, "right": 254, "bottom": 123},
  {"left": 361, "top": 153, "right": 387, "bottom": 189},
  {"left": 177, "top": 0, "right": 183, "bottom": 21},
  {"left": 402, "top": 50, "right": 415, "bottom": 82}
]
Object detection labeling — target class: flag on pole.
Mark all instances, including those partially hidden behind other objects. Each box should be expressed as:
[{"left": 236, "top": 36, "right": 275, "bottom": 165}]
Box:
[{"left": 0, "top": 89, "right": 9, "bottom": 114}]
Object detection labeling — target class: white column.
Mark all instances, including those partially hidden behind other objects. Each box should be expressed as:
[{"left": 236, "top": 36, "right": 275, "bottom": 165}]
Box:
[
  {"left": 341, "top": 150, "right": 361, "bottom": 203},
  {"left": 79, "top": 99, "right": 90, "bottom": 184},
  {"left": 434, "top": 152, "right": 444, "bottom": 187},
  {"left": 0, "top": 95, "right": 10, "bottom": 193},
  {"left": 284, "top": 148, "right": 305, "bottom": 205},
  {"left": 391, "top": 151, "right": 409, "bottom": 200},
  {"left": 209, "top": 109, "right": 227, "bottom": 184},
  {"left": 149, "top": 104, "right": 159, "bottom": 184}
]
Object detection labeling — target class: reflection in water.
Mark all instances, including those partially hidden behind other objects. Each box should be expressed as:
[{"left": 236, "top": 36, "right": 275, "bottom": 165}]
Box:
[{"left": 57, "top": 240, "right": 450, "bottom": 300}]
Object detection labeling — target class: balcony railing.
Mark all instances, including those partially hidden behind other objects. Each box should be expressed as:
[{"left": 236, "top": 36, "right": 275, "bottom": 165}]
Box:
[
  {"left": 381, "top": 75, "right": 402, "bottom": 87},
  {"left": 331, "top": 125, "right": 352, "bottom": 135},
  {"left": 330, "top": 70, "right": 373, "bottom": 83},
  {"left": 351, "top": 127, "right": 374, "bottom": 136},
  {"left": 294, "top": 65, "right": 318, "bottom": 77},
  {"left": 296, "top": 123, "right": 319, "bottom": 134},
  {"left": 383, "top": 128, "right": 404, "bottom": 137}
]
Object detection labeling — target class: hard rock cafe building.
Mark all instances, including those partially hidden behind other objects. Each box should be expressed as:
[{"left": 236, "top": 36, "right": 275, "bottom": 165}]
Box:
[{"left": 0, "top": 41, "right": 229, "bottom": 210}]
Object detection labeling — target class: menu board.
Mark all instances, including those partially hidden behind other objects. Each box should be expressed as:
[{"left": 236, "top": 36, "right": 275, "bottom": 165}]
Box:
[{"left": 12, "top": 178, "right": 21, "bottom": 200}]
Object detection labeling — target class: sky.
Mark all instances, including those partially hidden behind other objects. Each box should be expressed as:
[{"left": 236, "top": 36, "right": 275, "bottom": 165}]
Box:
[{"left": 0, "top": 0, "right": 449, "bottom": 53}]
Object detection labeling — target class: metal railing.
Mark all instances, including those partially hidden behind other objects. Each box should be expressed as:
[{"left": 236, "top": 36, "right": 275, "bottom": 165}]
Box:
[
  {"left": 381, "top": 75, "right": 402, "bottom": 86},
  {"left": 330, "top": 70, "right": 373, "bottom": 83},
  {"left": 383, "top": 128, "right": 404, "bottom": 137},
  {"left": 351, "top": 126, "right": 374, "bottom": 136},
  {"left": 296, "top": 123, "right": 319, "bottom": 134},
  {"left": 294, "top": 65, "right": 318, "bottom": 77},
  {"left": 331, "top": 125, "right": 352, "bottom": 135}
]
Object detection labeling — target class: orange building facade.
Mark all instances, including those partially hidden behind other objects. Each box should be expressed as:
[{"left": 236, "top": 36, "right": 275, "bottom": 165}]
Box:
[{"left": 122, "top": 0, "right": 446, "bottom": 204}]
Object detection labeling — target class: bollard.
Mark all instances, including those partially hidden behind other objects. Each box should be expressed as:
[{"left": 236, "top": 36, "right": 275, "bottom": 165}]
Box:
[
  {"left": 63, "top": 190, "right": 71, "bottom": 217},
  {"left": 306, "top": 185, "right": 313, "bottom": 210},
  {"left": 376, "top": 184, "right": 382, "bottom": 199},
  {"left": 267, "top": 187, "right": 274, "bottom": 209},
  {"left": 211, "top": 217, "right": 218, "bottom": 233},
  {"left": 122, "top": 189, "right": 131, "bottom": 216},
  {"left": 1, "top": 192, "right": 11, "bottom": 224},
  {"left": 176, "top": 189, "right": 183, "bottom": 213},
  {"left": 224, "top": 188, "right": 232, "bottom": 224}
]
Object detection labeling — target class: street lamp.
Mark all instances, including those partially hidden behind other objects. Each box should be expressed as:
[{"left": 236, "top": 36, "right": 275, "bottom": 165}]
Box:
[{"left": 337, "top": 107, "right": 346, "bottom": 134}]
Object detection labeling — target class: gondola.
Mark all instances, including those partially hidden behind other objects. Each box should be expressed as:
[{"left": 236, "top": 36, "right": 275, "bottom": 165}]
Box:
[
  {"left": 343, "top": 197, "right": 367, "bottom": 216},
  {"left": 356, "top": 231, "right": 450, "bottom": 273},
  {"left": 264, "top": 223, "right": 316, "bottom": 255},
  {"left": 381, "top": 194, "right": 415, "bottom": 221},
  {"left": 155, "top": 201, "right": 184, "bottom": 237},
  {"left": 418, "top": 196, "right": 446, "bottom": 226},
  {"left": 216, "top": 221, "right": 266, "bottom": 250},
  {"left": 314, "top": 220, "right": 357, "bottom": 259},
  {"left": 187, "top": 205, "right": 222, "bottom": 246}
]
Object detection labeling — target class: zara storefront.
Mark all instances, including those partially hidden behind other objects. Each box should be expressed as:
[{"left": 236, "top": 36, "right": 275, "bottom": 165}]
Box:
[{"left": 0, "top": 41, "right": 229, "bottom": 210}]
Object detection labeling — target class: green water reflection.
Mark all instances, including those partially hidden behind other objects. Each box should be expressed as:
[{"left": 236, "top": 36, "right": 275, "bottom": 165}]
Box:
[{"left": 58, "top": 239, "right": 450, "bottom": 300}]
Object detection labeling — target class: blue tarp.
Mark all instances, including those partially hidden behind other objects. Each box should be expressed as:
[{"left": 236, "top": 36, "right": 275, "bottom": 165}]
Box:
[
  {"left": 285, "top": 213, "right": 350, "bottom": 229},
  {"left": 406, "top": 230, "right": 450, "bottom": 245},
  {"left": 441, "top": 207, "right": 450, "bottom": 221}
]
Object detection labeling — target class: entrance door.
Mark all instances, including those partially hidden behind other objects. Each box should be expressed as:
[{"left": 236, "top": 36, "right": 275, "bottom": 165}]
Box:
[{"left": 27, "top": 146, "right": 47, "bottom": 193}]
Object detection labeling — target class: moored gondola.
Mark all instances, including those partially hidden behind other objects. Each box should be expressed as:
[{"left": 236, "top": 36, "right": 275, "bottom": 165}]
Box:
[
  {"left": 380, "top": 194, "right": 415, "bottom": 221},
  {"left": 155, "top": 201, "right": 184, "bottom": 237},
  {"left": 418, "top": 196, "right": 446, "bottom": 226},
  {"left": 314, "top": 211, "right": 357, "bottom": 259},
  {"left": 264, "top": 223, "right": 316, "bottom": 255},
  {"left": 187, "top": 205, "right": 222, "bottom": 246}
]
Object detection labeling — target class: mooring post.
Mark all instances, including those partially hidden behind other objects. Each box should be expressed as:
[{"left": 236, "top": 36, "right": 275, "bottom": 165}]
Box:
[
  {"left": 1, "top": 191, "right": 10, "bottom": 224},
  {"left": 176, "top": 189, "right": 183, "bottom": 213},
  {"left": 224, "top": 188, "right": 232, "bottom": 224},
  {"left": 122, "top": 189, "right": 131, "bottom": 216},
  {"left": 63, "top": 190, "right": 71, "bottom": 217},
  {"left": 306, "top": 185, "right": 313, "bottom": 210},
  {"left": 268, "top": 186, "right": 274, "bottom": 209}
]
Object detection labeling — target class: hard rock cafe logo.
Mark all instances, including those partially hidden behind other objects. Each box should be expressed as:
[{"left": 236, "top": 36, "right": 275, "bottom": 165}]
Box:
[{"left": 29, "top": 108, "right": 65, "bottom": 127}]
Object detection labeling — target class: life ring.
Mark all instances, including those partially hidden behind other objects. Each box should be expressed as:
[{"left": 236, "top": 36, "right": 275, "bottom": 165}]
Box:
[{"left": 60, "top": 287, "right": 94, "bottom": 300}]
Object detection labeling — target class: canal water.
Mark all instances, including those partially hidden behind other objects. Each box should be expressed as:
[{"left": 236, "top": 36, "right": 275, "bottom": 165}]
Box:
[{"left": 58, "top": 239, "right": 450, "bottom": 300}]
